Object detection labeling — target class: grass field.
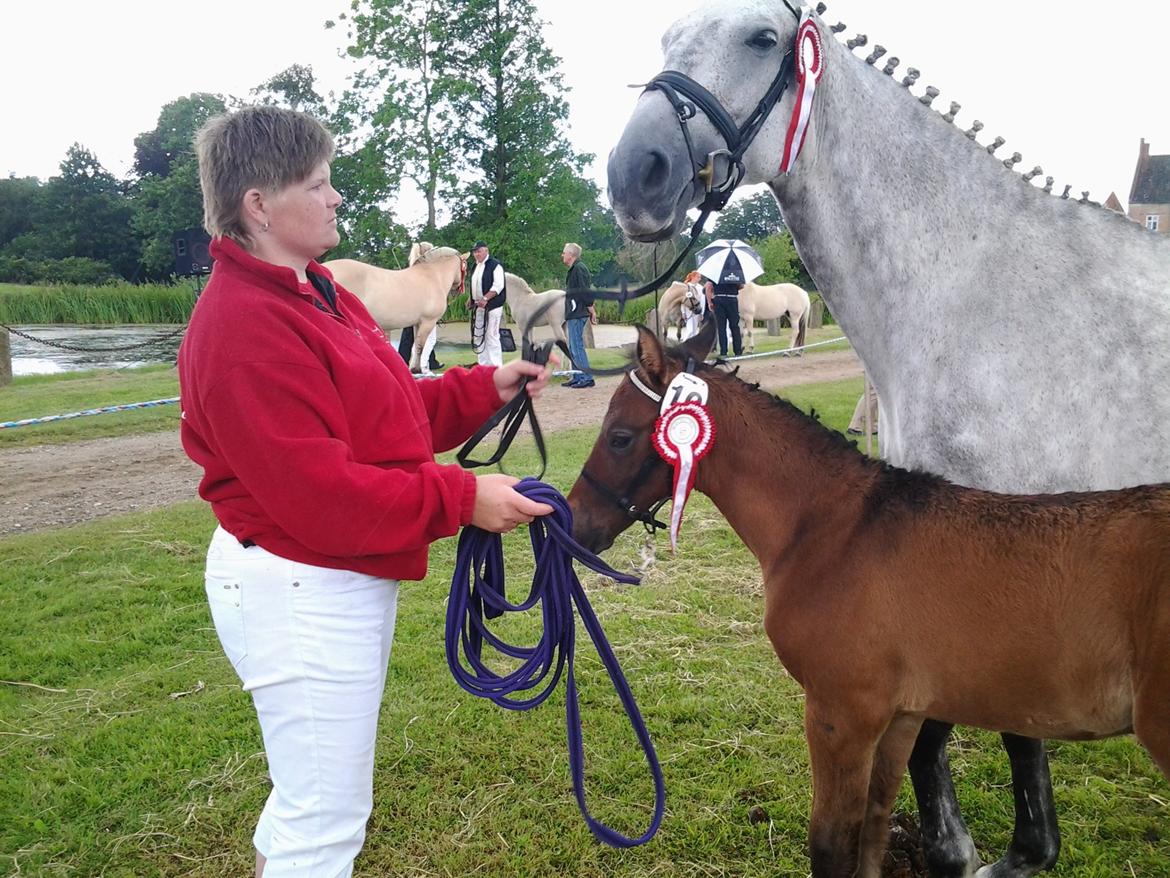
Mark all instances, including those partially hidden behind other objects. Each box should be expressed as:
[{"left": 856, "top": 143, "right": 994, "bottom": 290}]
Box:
[
  {"left": 0, "top": 282, "right": 198, "bottom": 325},
  {"left": 2, "top": 381, "right": 1167, "bottom": 877}
]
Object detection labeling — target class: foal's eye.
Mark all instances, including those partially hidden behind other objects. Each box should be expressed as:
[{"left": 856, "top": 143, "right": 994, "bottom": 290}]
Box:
[
  {"left": 608, "top": 431, "right": 634, "bottom": 452},
  {"left": 747, "top": 30, "right": 778, "bottom": 50}
]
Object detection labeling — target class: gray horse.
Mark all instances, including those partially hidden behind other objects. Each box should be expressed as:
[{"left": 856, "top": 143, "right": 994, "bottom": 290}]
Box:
[{"left": 606, "top": 1, "right": 1170, "bottom": 876}]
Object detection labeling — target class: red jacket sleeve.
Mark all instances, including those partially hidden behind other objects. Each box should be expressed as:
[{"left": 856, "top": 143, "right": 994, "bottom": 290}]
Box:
[
  {"left": 415, "top": 364, "right": 504, "bottom": 452},
  {"left": 197, "top": 361, "right": 477, "bottom": 559}
]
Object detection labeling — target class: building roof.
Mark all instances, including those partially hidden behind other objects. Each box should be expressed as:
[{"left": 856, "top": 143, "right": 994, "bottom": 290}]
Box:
[
  {"left": 1131, "top": 153, "right": 1170, "bottom": 204},
  {"left": 1103, "top": 192, "right": 1124, "bottom": 213}
]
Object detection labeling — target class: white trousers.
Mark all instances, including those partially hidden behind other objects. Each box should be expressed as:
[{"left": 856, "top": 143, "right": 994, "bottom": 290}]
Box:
[
  {"left": 204, "top": 527, "right": 399, "bottom": 877},
  {"left": 473, "top": 306, "right": 503, "bottom": 366}
]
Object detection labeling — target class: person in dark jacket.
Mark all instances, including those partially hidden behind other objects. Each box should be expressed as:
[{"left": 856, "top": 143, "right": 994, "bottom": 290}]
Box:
[
  {"left": 561, "top": 242, "right": 597, "bottom": 388},
  {"left": 180, "top": 106, "right": 553, "bottom": 878},
  {"left": 704, "top": 273, "right": 745, "bottom": 357}
]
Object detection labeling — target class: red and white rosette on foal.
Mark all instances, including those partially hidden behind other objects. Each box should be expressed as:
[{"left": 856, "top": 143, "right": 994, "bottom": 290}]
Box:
[
  {"left": 779, "top": 8, "right": 825, "bottom": 174},
  {"left": 652, "top": 400, "right": 715, "bottom": 552}
]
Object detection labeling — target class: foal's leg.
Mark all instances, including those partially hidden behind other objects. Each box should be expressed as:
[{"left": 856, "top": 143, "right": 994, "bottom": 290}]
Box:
[
  {"left": 857, "top": 714, "right": 924, "bottom": 878},
  {"left": 908, "top": 720, "right": 981, "bottom": 877},
  {"left": 973, "top": 735, "right": 1059, "bottom": 877},
  {"left": 804, "top": 699, "right": 887, "bottom": 878}
]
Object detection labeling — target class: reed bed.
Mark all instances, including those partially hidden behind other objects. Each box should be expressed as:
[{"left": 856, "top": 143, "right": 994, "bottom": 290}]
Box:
[{"left": 0, "top": 282, "right": 198, "bottom": 325}]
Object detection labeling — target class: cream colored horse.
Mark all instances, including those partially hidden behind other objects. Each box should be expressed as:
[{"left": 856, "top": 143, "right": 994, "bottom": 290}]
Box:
[
  {"left": 739, "top": 281, "right": 810, "bottom": 354},
  {"left": 656, "top": 281, "right": 689, "bottom": 340},
  {"left": 323, "top": 245, "right": 466, "bottom": 372},
  {"left": 656, "top": 271, "right": 706, "bottom": 340},
  {"left": 505, "top": 273, "right": 568, "bottom": 348}
]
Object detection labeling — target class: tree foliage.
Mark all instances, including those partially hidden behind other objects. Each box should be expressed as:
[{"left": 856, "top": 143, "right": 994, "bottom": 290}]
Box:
[
  {"left": 711, "top": 189, "right": 785, "bottom": 242},
  {"left": 130, "top": 94, "right": 227, "bottom": 277}
]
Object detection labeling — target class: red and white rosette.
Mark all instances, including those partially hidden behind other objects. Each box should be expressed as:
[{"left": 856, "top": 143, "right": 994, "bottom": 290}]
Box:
[
  {"left": 779, "top": 8, "right": 825, "bottom": 174},
  {"left": 652, "top": 401, "right": 716, "bottom": 552}
]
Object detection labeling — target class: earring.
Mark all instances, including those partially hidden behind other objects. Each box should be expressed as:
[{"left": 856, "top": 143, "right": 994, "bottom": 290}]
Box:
[{"left": 261, "top": 222, "right": 270, "bottom": 232}]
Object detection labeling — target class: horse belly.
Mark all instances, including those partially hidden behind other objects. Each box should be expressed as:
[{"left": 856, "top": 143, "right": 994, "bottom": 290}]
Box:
[{"left": 923, "top": 658, "right": 1134, "bottom": 741}]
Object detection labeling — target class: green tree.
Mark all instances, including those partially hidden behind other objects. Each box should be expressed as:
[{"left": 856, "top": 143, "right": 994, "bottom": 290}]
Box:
[
  {"left": 441, "top": 0, "right": 606, "bottom": 281},
  {"left": 130, "top": 94, "right": 227, "bottom": 277},
  {"left": 711, "top": 189, "right": 785, "bottom": 242},
  {"left": 5, "top": 145, "right": 139, "bottom": 279},
  {"left": 0, "top": 175, "right": 43, "bottom": 251},
  {"left": 753, "top": 230, "right": 811, "bottom": 288},
  {"left": 251, "top": 63, "right": 327, "bottom": 115},
  {"left": 339, "top": 0, "right": 463, "bottom": 237}
]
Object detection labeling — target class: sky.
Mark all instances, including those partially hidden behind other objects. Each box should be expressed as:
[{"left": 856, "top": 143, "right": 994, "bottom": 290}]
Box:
[{"left": 3, "top": 1, "right": 1168, "bottom": 225}]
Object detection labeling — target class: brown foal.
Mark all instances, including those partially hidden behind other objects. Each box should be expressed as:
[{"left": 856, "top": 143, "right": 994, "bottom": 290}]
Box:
[{"left": 568, "top": 325, "right": 1170, "bottom": 878}]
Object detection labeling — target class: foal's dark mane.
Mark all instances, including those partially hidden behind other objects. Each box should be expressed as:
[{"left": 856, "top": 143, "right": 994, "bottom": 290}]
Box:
[{"left": 651, "top": 344, "right": 952, "bottom": 515}]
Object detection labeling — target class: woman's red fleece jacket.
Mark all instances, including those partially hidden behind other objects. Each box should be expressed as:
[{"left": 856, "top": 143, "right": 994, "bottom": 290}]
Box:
[{"left": 178, "top": 238, "right": 502, "bottom": 580}]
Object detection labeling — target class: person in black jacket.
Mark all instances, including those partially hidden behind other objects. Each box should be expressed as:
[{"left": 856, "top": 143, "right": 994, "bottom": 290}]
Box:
[
  {"left": 468, "top": 241, "right": 507, "bottom": 366},
  {"left": 561, "top": 242, "right": 597, "bottom": 388}
]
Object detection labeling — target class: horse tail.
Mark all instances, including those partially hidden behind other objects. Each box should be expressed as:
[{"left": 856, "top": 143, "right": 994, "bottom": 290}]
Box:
[{"left": 796, "top": 303, "right": 809, "bottom": 349}]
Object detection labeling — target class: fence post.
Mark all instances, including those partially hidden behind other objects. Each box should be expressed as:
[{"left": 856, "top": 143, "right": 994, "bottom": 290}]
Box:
[
  {"left": 0, "top": 327, "right": 11, "bottom": 387},
  {"left": 766, "top": 318, "right": 780, "bottom": 336},
  {"left": 809, "top": 298, "right": 825, "bottom": 329}
]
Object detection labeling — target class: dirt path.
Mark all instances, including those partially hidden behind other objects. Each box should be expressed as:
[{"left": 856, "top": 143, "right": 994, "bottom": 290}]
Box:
[{"left": 0, "top": 350, "right": 862, "bottom": 536}]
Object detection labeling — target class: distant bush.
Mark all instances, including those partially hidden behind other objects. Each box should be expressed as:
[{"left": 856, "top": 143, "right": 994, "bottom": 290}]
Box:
[{"left": 0, "top": 256, "right": 121, "bottom": 286}]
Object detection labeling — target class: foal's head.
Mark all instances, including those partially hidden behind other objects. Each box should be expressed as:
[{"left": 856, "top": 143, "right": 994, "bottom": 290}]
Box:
[{"left": 569, "top": 322, "right": 717, "bottom": 553}]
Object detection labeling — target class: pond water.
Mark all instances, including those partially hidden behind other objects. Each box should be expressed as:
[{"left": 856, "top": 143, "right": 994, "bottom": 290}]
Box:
[
  {"left": 5, "top": 325, "right": 474, "bottom": 376},
  {"left": 7, "top": 325, "right": 187, "bottom": 376}
]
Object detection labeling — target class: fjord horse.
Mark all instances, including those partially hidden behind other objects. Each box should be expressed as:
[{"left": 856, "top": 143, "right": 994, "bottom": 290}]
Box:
[
  {"left": 323, "top": 245, "right": 465, "bottom": 372},
  {"left": 568, "top": 324, "right": 1170, "bottom": 878}
]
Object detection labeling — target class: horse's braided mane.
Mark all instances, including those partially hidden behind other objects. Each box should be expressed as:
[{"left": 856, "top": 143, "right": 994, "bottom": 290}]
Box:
[{"left": 821, "top": 5, "right": 1133, "bottom": 223}]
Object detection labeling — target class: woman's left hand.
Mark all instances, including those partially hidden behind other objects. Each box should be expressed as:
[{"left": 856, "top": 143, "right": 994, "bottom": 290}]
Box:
[{"left": 492, "top": 353, "right": 559, "bottom": 403}]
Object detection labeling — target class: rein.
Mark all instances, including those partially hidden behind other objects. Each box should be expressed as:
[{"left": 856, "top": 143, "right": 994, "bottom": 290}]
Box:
[
  {"left": 446, "top": 478, "right": 665, "bottom": 847},
  {"left": 457, "top": 334, "right": 554, "bottom": 478}
]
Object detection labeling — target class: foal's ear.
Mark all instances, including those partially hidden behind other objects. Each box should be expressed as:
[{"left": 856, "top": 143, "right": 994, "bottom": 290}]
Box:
[
  {"left": 635, "top": 325, "right": 668, "bottom": 382},
  {"left": 681, "top": 319, "right": 717, "bottom": 363}
]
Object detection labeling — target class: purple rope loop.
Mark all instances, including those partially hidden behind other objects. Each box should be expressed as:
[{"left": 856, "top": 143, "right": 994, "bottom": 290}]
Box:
[{"left": 446, "top": 478, "right": 666, "bottom": 847}]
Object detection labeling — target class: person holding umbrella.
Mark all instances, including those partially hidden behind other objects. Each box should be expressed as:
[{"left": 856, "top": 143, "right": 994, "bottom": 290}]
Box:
[{"left": 695, "top": 239, "right": 765, "bottom": 358}]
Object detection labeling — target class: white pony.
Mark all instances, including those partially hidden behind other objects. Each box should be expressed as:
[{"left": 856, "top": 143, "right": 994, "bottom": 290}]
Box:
[
  {"left": 656, "top": 275, "right": 706, "bottom": 340},
  {"left": 738, "top": 280, "right": 810, "bottom": 353},
  {"left": 504, "top": 273, "right": 569, "bottom": 348},
  {"left": 323, "top": 244, "right": 465, "bottom": 373},
  {"left": 607, "top": 3, "right": 1170, "bottom": 877}
]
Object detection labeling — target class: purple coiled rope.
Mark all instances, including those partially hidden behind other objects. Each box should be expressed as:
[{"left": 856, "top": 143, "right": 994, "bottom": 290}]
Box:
[{"left": 445, "top": 477, "right": 666, "bottom": 847}]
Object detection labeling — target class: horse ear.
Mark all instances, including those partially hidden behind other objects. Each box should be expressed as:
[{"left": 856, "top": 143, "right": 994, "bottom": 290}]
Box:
[
  {"left": 635, "top": 324, "right": 668, "bottom": 381},
  {"left": 681, "top": 319, "right": 717, "bottom": 363}
]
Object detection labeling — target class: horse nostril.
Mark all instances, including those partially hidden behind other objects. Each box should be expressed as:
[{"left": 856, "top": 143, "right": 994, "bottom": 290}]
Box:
[{"left": 637, "top": 148, "right": 673, "bottom": 198}]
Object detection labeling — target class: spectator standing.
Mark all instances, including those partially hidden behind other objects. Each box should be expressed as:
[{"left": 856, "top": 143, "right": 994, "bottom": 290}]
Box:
[{"left": 561, "top": 242, "right": 596, "bottom": 388}]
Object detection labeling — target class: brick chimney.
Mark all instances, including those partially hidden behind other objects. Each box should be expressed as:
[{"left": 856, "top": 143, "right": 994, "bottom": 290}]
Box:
[{"left": 1130, "top": 138, "right": 1150, "bottom": 204}]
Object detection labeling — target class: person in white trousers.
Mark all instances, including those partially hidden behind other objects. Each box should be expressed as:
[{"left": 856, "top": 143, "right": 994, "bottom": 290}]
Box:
[
  {"left": 469, "top": 241, "right": 506, "bottom": 367},
  {"left": 181, "top": 106, "right": 555, "bottom": 878}
]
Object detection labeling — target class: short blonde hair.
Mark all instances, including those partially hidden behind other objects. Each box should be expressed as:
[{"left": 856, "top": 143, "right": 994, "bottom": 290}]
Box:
[
  {"left": 195, "top": 105, "right": 335, "bottom": 248},
  {"left": 563, "top": 242, "right": 582, "bottom": 258}
]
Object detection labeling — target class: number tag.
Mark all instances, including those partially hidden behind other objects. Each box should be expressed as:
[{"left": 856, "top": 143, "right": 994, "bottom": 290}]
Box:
[{"left": 661, "top": 373, "right": 709, "bottom": 415}]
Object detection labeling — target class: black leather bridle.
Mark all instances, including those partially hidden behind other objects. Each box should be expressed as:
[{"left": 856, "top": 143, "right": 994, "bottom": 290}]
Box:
[
  {"left": 578, "top": 358, "right": 703, "bottom": 535},
  {"left": 592, "top": 2, "right": 804, "bottom": 303}
]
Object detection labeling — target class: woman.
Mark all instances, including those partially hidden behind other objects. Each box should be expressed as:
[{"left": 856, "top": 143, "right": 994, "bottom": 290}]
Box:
[{"left": 178, "top": 106, "right": 553, "bottom": 877}]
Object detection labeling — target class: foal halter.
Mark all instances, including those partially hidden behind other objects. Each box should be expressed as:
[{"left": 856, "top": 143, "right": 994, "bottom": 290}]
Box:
[{"left": 578, "top": 362, "right": 697, "bottom": 535}]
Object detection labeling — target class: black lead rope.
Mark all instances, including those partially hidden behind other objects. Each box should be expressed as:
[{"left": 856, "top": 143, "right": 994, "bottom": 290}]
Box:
[{"left": 457, "top": 337, "right": 554, "bottom": 479}]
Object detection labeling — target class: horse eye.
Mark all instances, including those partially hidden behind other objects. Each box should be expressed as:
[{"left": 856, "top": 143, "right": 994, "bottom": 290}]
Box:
[
  {"left": 608, "top": 431, "right": 634, "bottom": 452},
  {"left": 747, "top": 31, "right": 778, "bottom": 50}
]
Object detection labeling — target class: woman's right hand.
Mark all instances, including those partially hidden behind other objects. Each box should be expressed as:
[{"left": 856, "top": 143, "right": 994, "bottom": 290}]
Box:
[{"left": 470, "top": 473, "right": 554, "bottom": 532}]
